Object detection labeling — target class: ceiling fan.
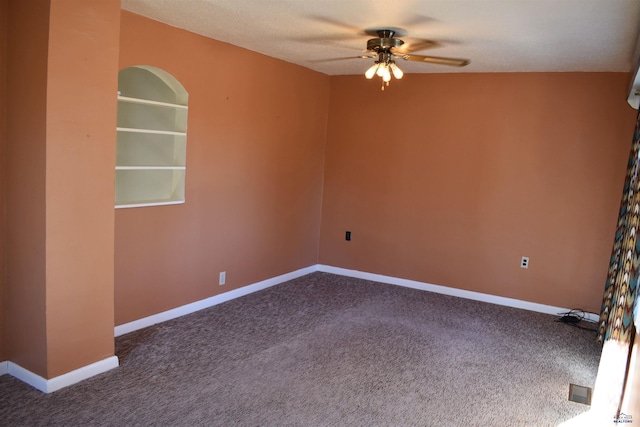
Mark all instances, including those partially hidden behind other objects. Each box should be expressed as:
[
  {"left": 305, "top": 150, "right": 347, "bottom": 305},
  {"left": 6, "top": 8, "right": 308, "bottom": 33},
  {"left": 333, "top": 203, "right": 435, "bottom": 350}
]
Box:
[{"left": 348, "top": 28, "right": 470, "bottom": 90}]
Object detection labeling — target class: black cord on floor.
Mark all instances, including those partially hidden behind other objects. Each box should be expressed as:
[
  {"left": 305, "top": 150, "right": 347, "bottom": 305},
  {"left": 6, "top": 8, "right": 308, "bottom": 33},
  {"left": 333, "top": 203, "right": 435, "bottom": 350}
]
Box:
[{"left": 556, "top": 309, "right": 599, "bottom": 332}]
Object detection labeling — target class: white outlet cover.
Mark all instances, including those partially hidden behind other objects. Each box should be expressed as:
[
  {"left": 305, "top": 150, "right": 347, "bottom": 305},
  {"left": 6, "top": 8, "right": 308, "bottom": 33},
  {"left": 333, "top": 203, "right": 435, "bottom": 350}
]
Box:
[{"left": 219, "top": 271, "right": 226, "bottom": 285}]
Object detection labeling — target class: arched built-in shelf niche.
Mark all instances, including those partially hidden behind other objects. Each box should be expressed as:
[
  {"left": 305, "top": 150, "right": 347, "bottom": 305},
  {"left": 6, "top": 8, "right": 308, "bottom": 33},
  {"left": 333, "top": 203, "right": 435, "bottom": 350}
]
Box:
[{"left": 115, "top": 66, "right": 188, "bottom": 208}]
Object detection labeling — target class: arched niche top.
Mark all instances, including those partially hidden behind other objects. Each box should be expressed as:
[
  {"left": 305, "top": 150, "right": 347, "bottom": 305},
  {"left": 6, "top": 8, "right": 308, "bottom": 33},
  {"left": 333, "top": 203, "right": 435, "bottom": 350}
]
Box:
[{"left": 118, "top": 65, "right": 188, "bottom": 106}]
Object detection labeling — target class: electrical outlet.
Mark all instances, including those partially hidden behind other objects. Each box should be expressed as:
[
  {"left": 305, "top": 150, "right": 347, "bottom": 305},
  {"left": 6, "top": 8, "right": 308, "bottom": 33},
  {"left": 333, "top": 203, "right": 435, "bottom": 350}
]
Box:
[
  {"left": 219, "top": 271, "right": 226, "bottom": 285},
  {"left": 520, "top": 256, "right": 529, "bottom": 269},
  {"left": 346, "top": 231, "right": 351, "bottom": 241}
]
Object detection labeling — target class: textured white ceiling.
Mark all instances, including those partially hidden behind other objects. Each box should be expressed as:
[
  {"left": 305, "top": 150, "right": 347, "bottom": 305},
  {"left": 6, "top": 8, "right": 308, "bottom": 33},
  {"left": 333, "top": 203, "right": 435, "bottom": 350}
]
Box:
[{"left": 121, "top": 0, "right": 640, "bottom": 76}]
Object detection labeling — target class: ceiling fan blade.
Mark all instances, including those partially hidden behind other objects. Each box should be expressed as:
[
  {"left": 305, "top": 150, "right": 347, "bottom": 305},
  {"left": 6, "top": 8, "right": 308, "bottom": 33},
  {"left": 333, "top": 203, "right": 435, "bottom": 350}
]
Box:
[
  {"left": 294, "top": 34, "right": 361, "bottom": 43},
  {"left": 401, "top": 14, "right": 437, "bottom": 27},
  {"left": 306, "top": 16, "right": 366, "bottom": 35},
  {"left": 309, "top": 55, "right": 372, "bottom": 63},
  {"left": 401, "top": 54, "right": 470, "bottom": 67},
  {"left": 393, "top": 39, "right": 440, "bottom": 54}
]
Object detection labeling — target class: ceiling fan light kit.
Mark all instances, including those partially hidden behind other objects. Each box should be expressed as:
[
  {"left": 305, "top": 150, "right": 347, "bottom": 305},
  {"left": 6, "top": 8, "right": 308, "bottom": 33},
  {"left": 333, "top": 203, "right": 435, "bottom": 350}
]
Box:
[
  {"left": 365, "top": 55, "right": 403, "bottom": 89},
  {"left": 362, "top": 28, "right": 469, "bottom": 91}
]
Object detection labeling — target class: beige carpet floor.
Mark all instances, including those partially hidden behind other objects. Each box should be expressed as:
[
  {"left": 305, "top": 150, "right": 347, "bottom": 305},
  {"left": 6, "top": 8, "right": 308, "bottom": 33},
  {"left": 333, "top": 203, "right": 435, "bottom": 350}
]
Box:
[{"left": 0, "top": 272, "right": 601, "bottom": 426}]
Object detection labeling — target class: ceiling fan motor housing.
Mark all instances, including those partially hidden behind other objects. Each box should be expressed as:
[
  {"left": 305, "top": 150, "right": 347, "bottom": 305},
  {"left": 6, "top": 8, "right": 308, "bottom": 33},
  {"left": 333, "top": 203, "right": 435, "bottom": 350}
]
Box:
[{"left": 367, "top": 29, "right": 404, "bottom": 54}]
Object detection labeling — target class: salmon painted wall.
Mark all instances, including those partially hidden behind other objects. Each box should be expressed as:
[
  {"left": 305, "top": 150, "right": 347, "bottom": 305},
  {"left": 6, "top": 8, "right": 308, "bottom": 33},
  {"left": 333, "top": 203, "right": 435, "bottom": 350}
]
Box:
[
  {"left": 44, "top": 0, "right": 120, "bottom": 377},
  {"left": 0, "top": 0, "right": 7, "bottom": 362},
  {"left": 320, "top": 73, "right": 635, "bottom": 312},
  {"left": 115, "top": 12, "right": 329, "bottom": 325},
  {"left": 5, "top": 0, "right": 49, "bottom": 376}
]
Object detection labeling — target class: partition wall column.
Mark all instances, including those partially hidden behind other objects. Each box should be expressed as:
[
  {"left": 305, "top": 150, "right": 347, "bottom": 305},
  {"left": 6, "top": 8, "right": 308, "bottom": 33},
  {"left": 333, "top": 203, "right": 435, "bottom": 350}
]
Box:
[{"left": 5, "top": 0, "right": 120, "bottom": 386}]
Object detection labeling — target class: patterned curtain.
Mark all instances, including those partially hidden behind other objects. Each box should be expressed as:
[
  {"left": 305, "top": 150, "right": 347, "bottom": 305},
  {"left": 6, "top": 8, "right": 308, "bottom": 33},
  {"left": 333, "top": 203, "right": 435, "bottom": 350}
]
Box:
[
  {"left": 598, "top": 111, "right": 639, "bottom": 344},
  {"left": 592, "top": 109, "right": 640, "bottom": 421}
]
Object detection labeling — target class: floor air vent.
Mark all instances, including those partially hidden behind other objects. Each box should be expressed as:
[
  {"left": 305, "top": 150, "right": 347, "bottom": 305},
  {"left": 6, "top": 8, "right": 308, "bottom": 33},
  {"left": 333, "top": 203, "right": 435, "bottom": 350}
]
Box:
[{"left": 568, "top": 384, "right": 592, "bottom": 405}]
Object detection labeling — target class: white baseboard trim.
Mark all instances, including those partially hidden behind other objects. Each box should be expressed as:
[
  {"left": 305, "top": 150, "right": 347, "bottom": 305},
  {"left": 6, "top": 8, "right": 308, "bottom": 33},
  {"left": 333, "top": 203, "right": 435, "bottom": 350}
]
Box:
[
  {"left": 317, "top": 265, "right": 600, "bottom": 322},
  {"left": 115, "top": 265, "right": 321, "bottom": 337},
  {"left": 0, "top": 361, "right": 8, "bottom": 376},
  {"left": 7, "top": 356, "right": 119, "bottom": 393},
  {"left": 115, "top": 263, "right": 599, "bottom": 338}
]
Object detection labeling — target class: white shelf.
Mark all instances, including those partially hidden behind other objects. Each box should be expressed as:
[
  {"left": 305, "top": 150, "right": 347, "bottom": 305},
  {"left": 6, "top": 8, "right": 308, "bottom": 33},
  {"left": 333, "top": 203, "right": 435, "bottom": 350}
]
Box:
[
  {"left": 117, "top": 127, "right": 186, "bottom": 136},
  {"left": 116, "top": 166, "right": 186, "bottom": 170},
  {"left": 115, "top": 168, "right": 185, "bottom": 207},
  {"left": 115, "top": 200, "right": 185, "bottom": 209},
  {"left": 118, "top": 95, "right": 188, "bottom": 110},
  {"left": 115, "top": 66, "right": 188, "bottom": 209}
]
